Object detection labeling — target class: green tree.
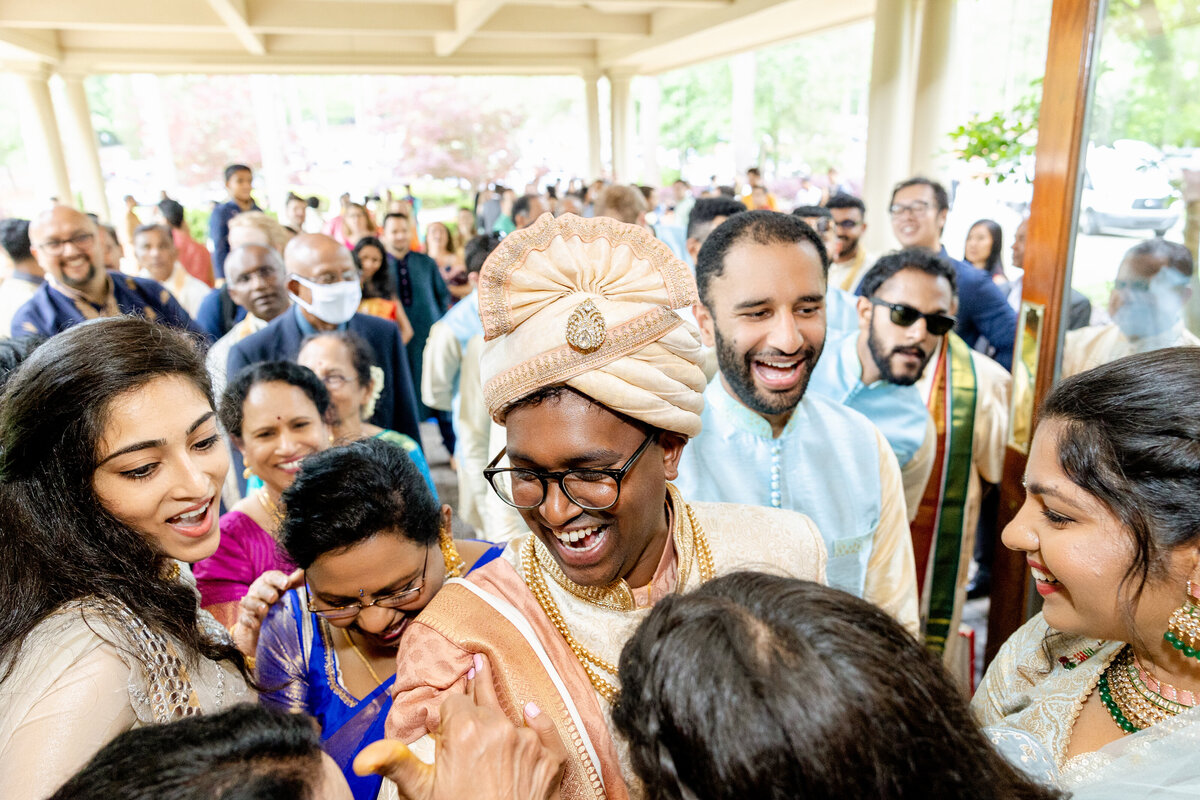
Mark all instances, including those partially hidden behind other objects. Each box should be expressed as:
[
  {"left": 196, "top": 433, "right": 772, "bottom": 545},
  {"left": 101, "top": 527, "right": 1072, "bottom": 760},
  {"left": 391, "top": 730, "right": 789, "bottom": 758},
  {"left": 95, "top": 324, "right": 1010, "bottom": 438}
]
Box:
[{"left": 657, "top": 60, "right": 733, "bottom": 168}]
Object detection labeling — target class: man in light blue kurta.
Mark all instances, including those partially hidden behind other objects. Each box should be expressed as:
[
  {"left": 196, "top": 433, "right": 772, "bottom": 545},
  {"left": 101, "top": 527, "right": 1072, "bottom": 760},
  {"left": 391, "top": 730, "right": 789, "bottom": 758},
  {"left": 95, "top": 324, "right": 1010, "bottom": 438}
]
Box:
[{"left": 677, "top": 210, "right": 919, "bottom": 633}]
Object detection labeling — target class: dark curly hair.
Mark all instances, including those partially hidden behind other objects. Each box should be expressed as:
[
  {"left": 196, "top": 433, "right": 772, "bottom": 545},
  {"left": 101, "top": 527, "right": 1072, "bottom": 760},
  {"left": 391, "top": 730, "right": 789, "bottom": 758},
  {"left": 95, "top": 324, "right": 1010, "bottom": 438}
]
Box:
[
  {"left": 695, "top": 210, "right": 830, "bottom": 306},
  {"left": 280, "top": 438, "right": 441, "bottom": 569},
  {"left": 1039, "top": 347, "right": 1200, "bottom": 620},
  {"left": 0, "top": 317, "right": 249, "bottom": 681},
  {"left": 48, "top": 704, "right": 324, "bottom": 800},
  {"left": 613, "top": 572, "right": 1063, "bottom": 800}
]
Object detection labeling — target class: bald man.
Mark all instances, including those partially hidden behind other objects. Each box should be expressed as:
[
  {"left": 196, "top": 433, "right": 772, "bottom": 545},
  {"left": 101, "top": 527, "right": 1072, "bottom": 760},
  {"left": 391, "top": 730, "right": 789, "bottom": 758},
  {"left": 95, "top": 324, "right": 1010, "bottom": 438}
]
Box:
[
  {"left": 11, "top": 206, "right": 201, "bottom": 338},
  {"left": 226, "top": 233, "right": 422, "bottom": 444}
]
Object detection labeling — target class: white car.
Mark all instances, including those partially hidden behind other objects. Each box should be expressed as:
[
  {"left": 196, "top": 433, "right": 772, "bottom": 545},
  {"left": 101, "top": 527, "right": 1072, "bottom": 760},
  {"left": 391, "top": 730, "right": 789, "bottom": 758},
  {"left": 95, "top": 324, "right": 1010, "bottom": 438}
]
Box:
[{"left": 1079, "top": 142, "right": 1180, "bottom": 236}]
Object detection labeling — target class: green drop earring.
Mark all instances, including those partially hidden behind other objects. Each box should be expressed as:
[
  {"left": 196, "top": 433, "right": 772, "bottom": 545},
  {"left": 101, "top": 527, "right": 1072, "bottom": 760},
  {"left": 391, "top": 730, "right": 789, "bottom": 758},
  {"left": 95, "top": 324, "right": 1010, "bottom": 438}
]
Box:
[{"left": 1164, "top": 580, "right": 1200, "bottom": 660}]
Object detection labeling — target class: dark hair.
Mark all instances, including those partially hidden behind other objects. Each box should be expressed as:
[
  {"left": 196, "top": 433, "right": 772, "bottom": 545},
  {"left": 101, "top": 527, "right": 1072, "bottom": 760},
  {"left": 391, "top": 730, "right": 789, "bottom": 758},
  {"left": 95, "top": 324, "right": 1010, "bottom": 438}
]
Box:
[
  {"left": 1039, "top": 347, "right": 1200, "bottom": 617},
  {"left": 0, "top": 217, "right": 32, "bottom": 262},
  {"left": 133, "top": 223, "right": 173, "bottom": 246},
  {"left": 746, "top": 167, "right": 762, "bottom": 177},
  {"left": 100, "top": 223, "right": 120, "bottom": 246},
  {"left": 300, "top": 329, "right": 376, "bottom": 390},
  {"left": 281, "top": 438, "right": 441, "bottom": 569},
  {"left": 0, "top": 318, "right": 248, "bottom": 681},
  {"left": 686, "top": 198, "right": 747, "bottom": 241},
  {"left": 824, "top": 193, "right": 865, "bottom": 214},
  {"left": 0, "top": 335, "right": 44, "bottom": 392},
  {"left": 859, "top": 248, "right": 959, "bottom": 301},
  {"left": 717, "top": 185, "right": 736, "bottom": 197},
  {"left": 465, "top": 232, "right": 501, "bottom": 274},
  {"left": 286, "top": 192, "right": 307, "bottom": 206},
  {"left": 383, "top": 212, "right": 410, "bottom": 227},
  {"left": 513, "top": 194, "right": 540, "bottom": 223},
  {"left": 219, "top": 361, "right": 331, "bottom": 440},
  {"left": 352, "top": 235, "right": 393, "bottom": 300},
  {"left": 695, "top": 210, "right": 830, "bottom": 306},
  {"left": 612, "top": 572, "right": 1062, "bottom": 800},
  {"left": 157, "top": 199, "right": 185, "bottom": 229},
  {"left": 890, "top": 176, "right": 949, "bottom": 212},
  {"left": 48, "top": 705, "right": 324, "bottom": 800},
  {"left": 966, "top": 219, "right": 1005, "bottom": 277},
  {"left": 1125, "top": 237, "right": 1194, "bottom": 277},
  {"left": 224, "top": 163, "right": 252, "bottom": 183},
  {"left": 792, "top": 205, "right": 831, "bottom": 219}
]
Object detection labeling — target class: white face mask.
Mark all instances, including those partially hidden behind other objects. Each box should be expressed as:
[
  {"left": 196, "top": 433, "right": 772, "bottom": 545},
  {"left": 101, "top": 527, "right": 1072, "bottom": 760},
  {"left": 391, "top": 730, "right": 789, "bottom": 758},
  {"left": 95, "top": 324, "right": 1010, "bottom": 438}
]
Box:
[{"left": 290, "top": 275, "right": 362, "bottom": 325}]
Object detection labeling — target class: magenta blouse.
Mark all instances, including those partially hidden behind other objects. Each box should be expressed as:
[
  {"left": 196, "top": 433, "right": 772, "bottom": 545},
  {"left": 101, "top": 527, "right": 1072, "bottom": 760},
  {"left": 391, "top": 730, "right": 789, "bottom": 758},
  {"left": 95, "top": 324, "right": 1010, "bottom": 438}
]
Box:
[{"left": 193, "top": 510, "right": 296, "bottom": 608}]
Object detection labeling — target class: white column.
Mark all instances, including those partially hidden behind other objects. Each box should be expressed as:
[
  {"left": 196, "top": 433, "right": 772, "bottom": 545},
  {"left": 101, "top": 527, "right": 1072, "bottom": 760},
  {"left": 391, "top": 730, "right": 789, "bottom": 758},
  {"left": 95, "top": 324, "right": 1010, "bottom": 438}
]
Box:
[
  {"left": 636, "top": 75, "right": 660, "bottom": 186},
  {"left": 53, "top": 72, "right": 111, "bottom": 221},
  {"left": 131, "top": 73, "right": 178, "bottom": 197},
  {"left": 11, "top": 65, "right": 73, "bottom": 206},
  {"left": 910, "top": 0, "right": 957, "bottom": 179},
  {"left": 583, "top": 71, "right": 603, "bottom": 180},
  {"left": 251, "top": 74, "right": 288, "bottom": 211},
  {"left": 607, "top": 70, "right": 635, "bottom": 183},
  {"left": 862, "top": 0, "right": 918, "bottom": 254},
  {"left": 731, "top": 51, "right": 756, "bottom": 177}
]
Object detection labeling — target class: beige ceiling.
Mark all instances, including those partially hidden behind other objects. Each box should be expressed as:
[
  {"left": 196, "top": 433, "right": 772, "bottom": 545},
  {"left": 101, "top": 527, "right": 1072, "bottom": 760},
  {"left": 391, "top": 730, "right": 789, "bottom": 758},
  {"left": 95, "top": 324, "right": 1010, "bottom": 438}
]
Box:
[{"left": 0, "top": 0, "right": 873, "bottom": 76}]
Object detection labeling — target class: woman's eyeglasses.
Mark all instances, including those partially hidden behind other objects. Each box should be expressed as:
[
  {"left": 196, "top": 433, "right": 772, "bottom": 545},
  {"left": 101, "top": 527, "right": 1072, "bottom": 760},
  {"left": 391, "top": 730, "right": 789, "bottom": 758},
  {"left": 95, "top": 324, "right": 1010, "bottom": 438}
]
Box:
[{"left": 306, "top": 555, "right": 427, "bottom": 621}]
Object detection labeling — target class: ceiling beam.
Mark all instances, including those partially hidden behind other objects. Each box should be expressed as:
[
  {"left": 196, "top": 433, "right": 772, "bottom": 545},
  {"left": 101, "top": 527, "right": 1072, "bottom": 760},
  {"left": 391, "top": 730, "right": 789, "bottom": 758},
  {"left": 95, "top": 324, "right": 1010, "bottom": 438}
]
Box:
[
  {"left": 247, "top": 1, "right": 454, "bottom": 35},
  {"left": 480, "top": 6, "right": 649, "bottom": 37},
  {"left": 0, "top": 28, "right": 61, "bottom": 63},
  {"left": 0, "top": 0, "right": 223, "bottom": 31},
  {"left": 433, "top": 0, "right": 507, "bottom": 57},
  {"left": 204, "top": 0, "right": 267, "bottom": 54},
  {"left": 59, "top": 47, "right": 597, "bottom": 75}
]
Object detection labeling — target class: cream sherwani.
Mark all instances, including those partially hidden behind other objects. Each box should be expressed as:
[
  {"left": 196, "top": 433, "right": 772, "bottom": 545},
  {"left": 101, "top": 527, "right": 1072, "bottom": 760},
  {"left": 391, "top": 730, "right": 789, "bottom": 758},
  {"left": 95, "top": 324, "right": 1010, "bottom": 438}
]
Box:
[
  {"left": 1061, "top": 322, "right": 1200, "bottom": 379},
  {"left": 387, "top": 489, "right": 827, "bottom": 800},
  {"left": 421, "top": 292, "right": 491, "bottom": 532},
  {"left": 827, "top": 247, "right": 872, "bottom": 294},
  {"left": 914, "top": 343, "right": 1010, "bottom": 672},
  {"left": 139, "top": 263, "right": 210, "bottom": 319}
]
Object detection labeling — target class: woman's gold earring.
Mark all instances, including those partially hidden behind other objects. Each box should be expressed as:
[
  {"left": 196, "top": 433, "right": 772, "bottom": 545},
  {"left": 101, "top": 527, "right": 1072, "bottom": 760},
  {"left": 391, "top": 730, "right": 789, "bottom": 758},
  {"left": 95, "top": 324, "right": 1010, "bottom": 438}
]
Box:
[
  {"left": 1164, "top": 580, "right": 1200, "bottom": 661},
  {"left": 243, "top": 466, "right": 254, "bottom": 480}
]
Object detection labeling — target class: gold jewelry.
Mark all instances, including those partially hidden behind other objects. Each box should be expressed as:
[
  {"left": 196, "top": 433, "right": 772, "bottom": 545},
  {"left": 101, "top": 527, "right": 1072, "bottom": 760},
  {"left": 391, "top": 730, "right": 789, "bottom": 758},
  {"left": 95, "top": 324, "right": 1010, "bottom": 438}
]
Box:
[
  {"left": 257, "top": 488, "right": 286, "bottom": 531},
  {"left": 160, "top": 561, "right": 181, "bottom": 582},
  {"left": 521, "top": 485, "right": 715, "bottom": 704},
  {"left": 439, "top": 526, "right": 465, "bottom": 578},
  {"left": 341, "top": 628, "right": 385, "bottom": 687},
  {"left": 1100, "top": 645, "right": 1195, "bottom": 732},
  {"left": 243, "top": 466, "right": 254, "bottom": 480},
  {"left": 1164, "top": 580, "right": 1200, "bottom": 661},
  {"left": 244, "top": 653, "right": 257, "bottom": 672}
]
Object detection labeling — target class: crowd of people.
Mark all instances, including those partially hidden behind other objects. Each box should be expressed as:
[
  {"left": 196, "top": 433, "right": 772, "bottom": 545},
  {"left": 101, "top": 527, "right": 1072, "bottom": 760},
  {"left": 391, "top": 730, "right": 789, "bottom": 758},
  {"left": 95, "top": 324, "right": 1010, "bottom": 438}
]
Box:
[{"left": 0, "top": 158, "right": 1198, "bottom": 800}]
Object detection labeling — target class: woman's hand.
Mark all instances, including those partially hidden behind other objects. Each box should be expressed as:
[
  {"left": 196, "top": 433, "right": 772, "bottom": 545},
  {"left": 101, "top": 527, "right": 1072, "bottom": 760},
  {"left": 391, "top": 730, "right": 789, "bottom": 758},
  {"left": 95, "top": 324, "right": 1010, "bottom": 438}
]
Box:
[
  {"left": 355, "top": 654, "right": 566, "bottom": 800},
  {"left": 230, "top": 568, "right": 304, "bottom": 657}
]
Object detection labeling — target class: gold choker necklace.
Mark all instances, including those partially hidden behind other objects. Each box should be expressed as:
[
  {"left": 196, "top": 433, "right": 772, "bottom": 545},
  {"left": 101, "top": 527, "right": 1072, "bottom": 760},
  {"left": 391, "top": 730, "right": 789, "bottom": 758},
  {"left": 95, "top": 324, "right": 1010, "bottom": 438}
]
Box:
[{"left": 522, "top": 484, "right": 715, "bottom": 703}]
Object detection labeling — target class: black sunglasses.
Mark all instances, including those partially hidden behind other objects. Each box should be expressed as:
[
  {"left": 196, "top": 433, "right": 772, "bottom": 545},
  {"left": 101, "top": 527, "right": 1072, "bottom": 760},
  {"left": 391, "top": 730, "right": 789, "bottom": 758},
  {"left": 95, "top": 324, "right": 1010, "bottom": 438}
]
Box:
[{"left": 870, "top": 298, "right": 957, "bottom": 336}]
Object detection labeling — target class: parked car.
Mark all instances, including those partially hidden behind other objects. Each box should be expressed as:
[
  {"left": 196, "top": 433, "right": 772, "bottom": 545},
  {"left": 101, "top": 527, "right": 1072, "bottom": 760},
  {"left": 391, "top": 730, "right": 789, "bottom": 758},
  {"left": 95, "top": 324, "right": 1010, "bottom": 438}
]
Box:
[{"left": 1079, "top": 142, "right": 1180, "bottom": 236}]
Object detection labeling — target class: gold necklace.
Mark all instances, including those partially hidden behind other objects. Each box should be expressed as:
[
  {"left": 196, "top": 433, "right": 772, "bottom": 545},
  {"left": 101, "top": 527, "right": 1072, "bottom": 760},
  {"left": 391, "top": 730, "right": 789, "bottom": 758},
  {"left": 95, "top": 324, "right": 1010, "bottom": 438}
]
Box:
[
  {"left": 257, "top": 488, "right": 285, "bottom": 532},
  {"left": 160, "top": 560, "right": 181, "bottom": 582},
  {"left": 522, "top": 487, "right": 716, "bottom": 704},
  {"left": 1101, "top": 645, "right": 1194, "bottom": 732},
  {"left": 341, "top": 628, "right": 385, "bottom": 687}
]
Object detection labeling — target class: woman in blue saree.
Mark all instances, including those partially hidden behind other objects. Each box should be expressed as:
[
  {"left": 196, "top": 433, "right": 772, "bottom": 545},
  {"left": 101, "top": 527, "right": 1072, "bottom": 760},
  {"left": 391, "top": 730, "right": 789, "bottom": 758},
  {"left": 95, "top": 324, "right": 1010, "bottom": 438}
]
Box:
[{"left": 246, "top": 438, "right": 503, "bottom": 800}]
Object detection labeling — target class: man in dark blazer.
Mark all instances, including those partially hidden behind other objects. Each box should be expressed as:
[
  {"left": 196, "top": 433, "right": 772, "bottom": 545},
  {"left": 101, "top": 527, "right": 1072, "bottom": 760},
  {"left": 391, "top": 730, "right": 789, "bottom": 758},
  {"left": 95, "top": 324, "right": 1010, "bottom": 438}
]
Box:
[
  {"left": 227, "top": 233, "right": 422, "bottom": 444},
  {"left": 885, "top": 177, "right": 1017, "bottom": 370}
]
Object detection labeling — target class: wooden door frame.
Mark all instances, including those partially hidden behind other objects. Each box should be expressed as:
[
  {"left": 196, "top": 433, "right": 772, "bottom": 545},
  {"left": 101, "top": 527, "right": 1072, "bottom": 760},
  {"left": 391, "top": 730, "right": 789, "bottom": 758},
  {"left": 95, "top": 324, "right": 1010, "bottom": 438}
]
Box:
[{"left": 985, "top": 0, "right": 1106, "bottom": 665}]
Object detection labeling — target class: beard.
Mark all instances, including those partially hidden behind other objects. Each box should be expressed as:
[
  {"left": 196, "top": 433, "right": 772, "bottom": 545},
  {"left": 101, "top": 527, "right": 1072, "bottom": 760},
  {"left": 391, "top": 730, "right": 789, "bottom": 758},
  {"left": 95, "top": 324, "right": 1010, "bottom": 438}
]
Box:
[
  {"left": 60, "top": 261, "right": 97, "bottom": 290},
  {"left": 713, "top": 326, "right": 822, "bottom": 418},
  {"left": 866, "top": 323, "right": 932, "bottom": 386}
]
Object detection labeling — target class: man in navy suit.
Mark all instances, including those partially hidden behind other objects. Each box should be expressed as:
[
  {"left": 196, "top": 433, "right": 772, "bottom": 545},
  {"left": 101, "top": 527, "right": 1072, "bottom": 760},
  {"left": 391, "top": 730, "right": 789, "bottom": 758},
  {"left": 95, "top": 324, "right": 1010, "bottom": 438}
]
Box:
[
  {"left": 227, "top": 233, "right": 422, "bottom": 445},
  {"left": 886, "top": 177, "right": 1017, "bottom": 370}
]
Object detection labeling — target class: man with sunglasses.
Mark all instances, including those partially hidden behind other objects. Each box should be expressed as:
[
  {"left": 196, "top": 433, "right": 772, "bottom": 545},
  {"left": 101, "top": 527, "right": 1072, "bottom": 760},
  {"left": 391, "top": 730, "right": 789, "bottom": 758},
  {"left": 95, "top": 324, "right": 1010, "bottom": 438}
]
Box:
[
  {"left": 826, "top": 193, "right": 872, "bottom": 293},
  {"left": 384, "top": 213, "right": 827, "bottom": 800},
  {"left": 677, "top": 210, "right": 919, "bottom": 634},
  {"left": 808, "top": 250, "right": 950, "bottom": 524},
  {"left": 855, "top": 249, "right": 1009, "bottom": 672},
  {"left": 887, "top": 177, "right": 1016, "bottom": 370},
  {"left": 12, "top": 205, "right": 202, "bottom": 338}
]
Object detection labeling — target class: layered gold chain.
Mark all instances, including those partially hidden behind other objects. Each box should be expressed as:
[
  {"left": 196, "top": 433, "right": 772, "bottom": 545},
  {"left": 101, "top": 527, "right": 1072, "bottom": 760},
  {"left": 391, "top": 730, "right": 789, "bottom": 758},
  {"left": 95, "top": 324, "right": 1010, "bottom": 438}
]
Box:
[{"left": 521, "top": 485, "right": 715, "bottom": 704}]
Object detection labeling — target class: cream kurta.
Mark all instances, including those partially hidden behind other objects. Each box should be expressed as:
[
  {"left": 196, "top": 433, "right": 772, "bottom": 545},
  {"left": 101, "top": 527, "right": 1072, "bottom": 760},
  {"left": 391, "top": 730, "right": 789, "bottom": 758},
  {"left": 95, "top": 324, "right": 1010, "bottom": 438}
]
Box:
[
  {"left": 139, "top": 263, "right": 210, "bottom": 319},
  {"left": 388, "top": 494, "right": 827, "bottom": 799},
  {"left": 827, "top": 247, "right": 872, "bottom": 294},
  {"left": 915, "top": 346, "right": 1010, "bottom": 672},
  {"left": 422, "top": 314, "right": 491, "bottom": 532},
  {"left": 1061, "top": 323, "right": 1200, "bottom": 379},
  {"left": 0, "top": 588, "right": 250, "bottom": 800}
]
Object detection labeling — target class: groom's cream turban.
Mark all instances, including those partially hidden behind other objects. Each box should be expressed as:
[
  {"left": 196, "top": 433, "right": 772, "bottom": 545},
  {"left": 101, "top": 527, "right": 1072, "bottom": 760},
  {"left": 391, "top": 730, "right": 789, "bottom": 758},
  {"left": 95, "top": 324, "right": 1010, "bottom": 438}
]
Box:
[{"left": 479, "top": 213, "right": 707, "bottom": 437}]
